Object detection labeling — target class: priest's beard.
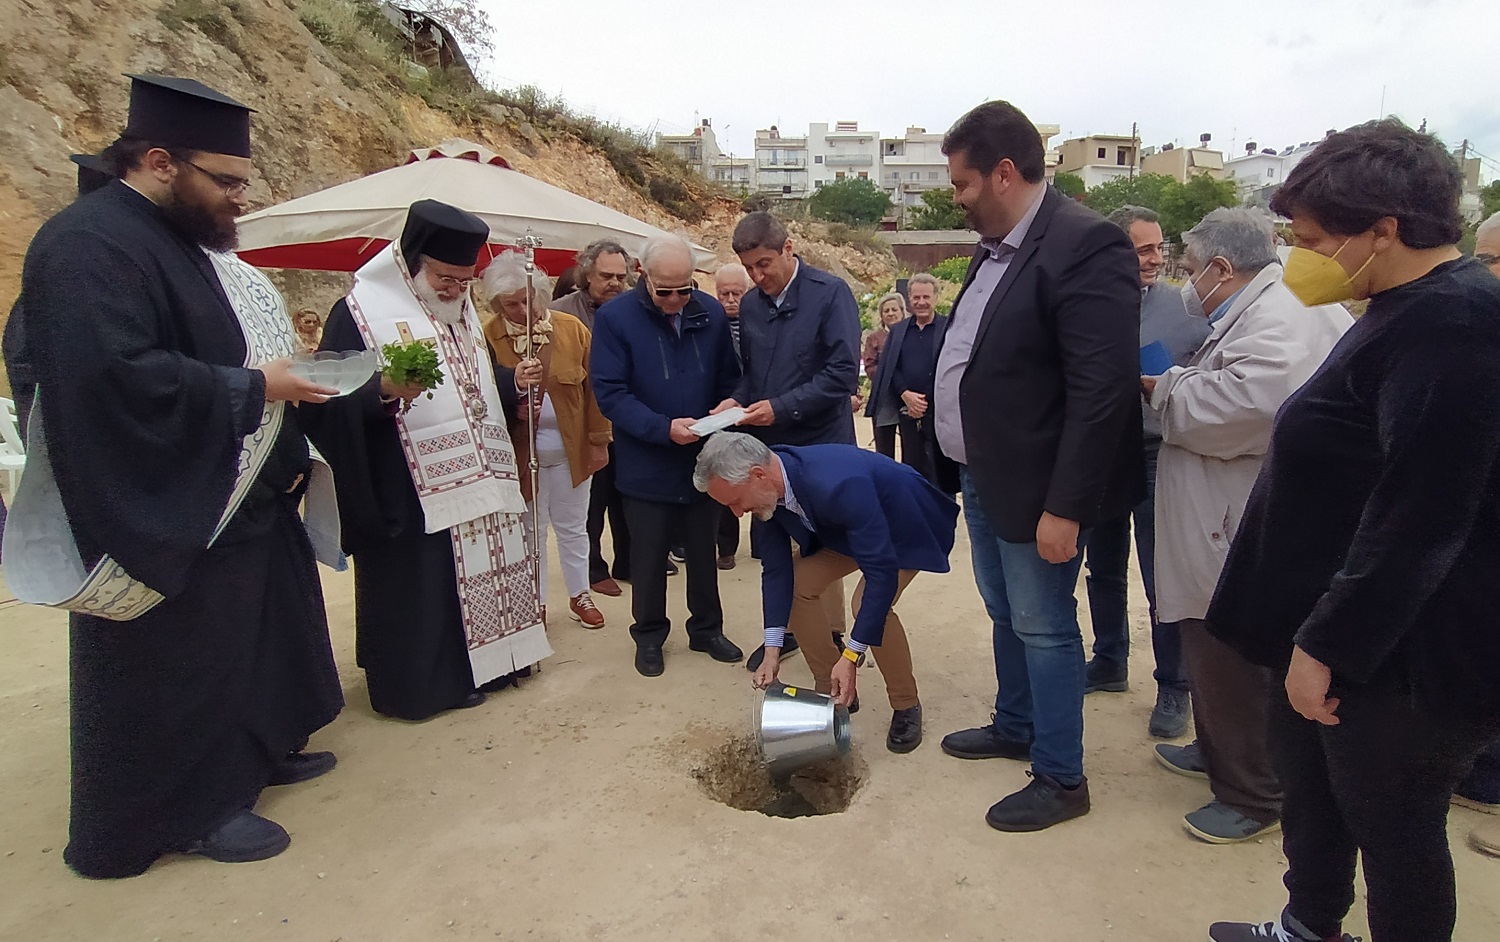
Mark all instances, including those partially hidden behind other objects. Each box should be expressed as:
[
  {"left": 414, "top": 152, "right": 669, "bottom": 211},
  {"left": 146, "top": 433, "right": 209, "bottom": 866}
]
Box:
[
  {"left": 413, "top": 276, "right": 467, "bottom": 325},
  {"left": 161, "top": 179, "right": 240, "bottom": 252}
]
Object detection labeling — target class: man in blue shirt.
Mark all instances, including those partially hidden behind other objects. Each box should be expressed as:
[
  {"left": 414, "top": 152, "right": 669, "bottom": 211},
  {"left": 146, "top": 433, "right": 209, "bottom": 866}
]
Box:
[{"left": 693, "top": 431, "right": 959, "bottom": 753}]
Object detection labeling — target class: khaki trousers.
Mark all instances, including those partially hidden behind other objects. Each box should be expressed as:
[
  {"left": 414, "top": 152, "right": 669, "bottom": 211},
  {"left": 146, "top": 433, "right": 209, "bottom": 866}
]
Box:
[{"left": 790, "top": 549, "right": 919, "bottom": 710}]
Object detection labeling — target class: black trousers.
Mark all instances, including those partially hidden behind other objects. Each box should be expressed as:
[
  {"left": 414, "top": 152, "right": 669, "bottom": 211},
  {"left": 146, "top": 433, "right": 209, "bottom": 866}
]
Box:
[
  {"left": 1180, "top": 619, "right": 1281, "bottom": 821},
  {"left": 587, "top": 444, "right": 630, "bottom": 582},
  {"left": 1271, "top": 683, "right": 1500, "bottom": 940},
  {"left": 623, "top": 494, "right": 723, "bottom": 648},
  {"left": 897, "top": 414, "right": 939, "bottom": 486},
  {"left": 717, "top": 505, "right": 740, "bottom": 557},
  {"left": 871, "top": 420, "right": 897, "bottom": 459}
]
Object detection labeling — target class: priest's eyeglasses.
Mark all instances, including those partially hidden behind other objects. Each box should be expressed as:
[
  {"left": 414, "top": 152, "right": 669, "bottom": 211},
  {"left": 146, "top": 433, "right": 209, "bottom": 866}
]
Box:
[
  {"left": 177, "top": 158, "right": 252, "bottom": 197},
  {"left": 430, "top": 274, "right": 478, "bottom": 289}
]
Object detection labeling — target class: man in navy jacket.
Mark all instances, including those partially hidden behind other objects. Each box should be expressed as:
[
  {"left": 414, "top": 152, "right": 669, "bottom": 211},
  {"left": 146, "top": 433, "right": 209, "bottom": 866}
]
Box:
[
  {"left": 694, "top": 431, "right": 959, "bottom": 753},
  {"left": 714, "top": 212, "right": 863, "bottom": 672},
  {"left": 590, "top": 235, "right": 744, "bottom": 677}
]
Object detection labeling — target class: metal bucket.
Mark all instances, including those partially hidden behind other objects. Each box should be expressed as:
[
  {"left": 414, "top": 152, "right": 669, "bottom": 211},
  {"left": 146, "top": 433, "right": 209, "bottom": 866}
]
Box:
[{"left": 757, "top": 682, "right": 852, "bottom": 777}]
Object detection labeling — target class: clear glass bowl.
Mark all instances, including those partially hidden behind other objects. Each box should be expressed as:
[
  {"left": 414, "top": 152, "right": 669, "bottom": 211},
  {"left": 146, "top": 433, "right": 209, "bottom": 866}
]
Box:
[{"left": 288, "top": 349, "right": 381, "bottom": 396}]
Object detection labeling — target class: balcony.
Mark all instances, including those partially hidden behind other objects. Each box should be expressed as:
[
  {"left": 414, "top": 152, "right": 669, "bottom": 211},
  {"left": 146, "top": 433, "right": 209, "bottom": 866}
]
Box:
[
  {"left": 757, "top": 156, "right": 808, "bottom": 168},
  {"left": 823, "top": 154, "right": 874, "bottom": 167}
]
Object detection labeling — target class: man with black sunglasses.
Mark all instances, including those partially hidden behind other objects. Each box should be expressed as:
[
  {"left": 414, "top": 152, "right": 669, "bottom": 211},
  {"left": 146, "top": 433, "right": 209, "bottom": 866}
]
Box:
[
  {"left": 591, "top": 234, "right": 746, "bottom": 677},
  {"left": 714, "top": 211, "right": 862, "bottom": 672}
]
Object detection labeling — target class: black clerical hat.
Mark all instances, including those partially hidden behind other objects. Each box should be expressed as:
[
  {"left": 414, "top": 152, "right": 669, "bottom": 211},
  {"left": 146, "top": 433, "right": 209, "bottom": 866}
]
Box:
[
  {"left": 399, "top": 199, "right": 490, "bottom": 269},
  {"left": 123, "top": 74, "right": 255, "bottom": 158},
  {"left": 69, "top": 153, "right": 113, "bottom": 195}
]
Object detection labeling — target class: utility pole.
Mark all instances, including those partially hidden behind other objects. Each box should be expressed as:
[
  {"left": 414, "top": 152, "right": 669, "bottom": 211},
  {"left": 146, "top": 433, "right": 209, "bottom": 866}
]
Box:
[{"left": 1129, "top": 121, "right": 1139, "bottom": 181}]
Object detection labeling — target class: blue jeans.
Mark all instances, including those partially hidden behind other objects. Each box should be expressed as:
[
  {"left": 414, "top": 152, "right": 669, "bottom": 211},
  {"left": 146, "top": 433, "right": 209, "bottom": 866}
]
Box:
[
  {"left": 1082, "top": 442, "right": 1186, "bottom": 692},
  {"left": 961, "top": 469, "right": 1088, "bottom": 784}
]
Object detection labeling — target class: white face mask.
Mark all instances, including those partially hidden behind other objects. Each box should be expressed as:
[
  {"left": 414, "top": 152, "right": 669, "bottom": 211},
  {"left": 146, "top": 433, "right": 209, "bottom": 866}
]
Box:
[{"left": 1180, "top": 260, "right": 1229, "bottom": 319}]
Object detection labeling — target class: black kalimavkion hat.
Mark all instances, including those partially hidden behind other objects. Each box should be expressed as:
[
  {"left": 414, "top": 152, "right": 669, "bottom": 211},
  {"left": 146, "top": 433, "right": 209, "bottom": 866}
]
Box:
[{"left": 122, "top": 74, "right": 256, "bottom": 158}]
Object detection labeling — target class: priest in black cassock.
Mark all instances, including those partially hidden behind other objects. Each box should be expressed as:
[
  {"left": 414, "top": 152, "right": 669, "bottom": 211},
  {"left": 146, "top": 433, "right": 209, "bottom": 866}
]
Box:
[
  {"left": 6, "top": 75, "right": 346, "bottom": 878},
  {"left": 301, "top": 201, "right": 550, "bottom": 721}
]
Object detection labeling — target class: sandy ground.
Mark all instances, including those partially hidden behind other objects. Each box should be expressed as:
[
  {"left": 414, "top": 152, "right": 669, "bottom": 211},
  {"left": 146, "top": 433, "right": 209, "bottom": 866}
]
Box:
[{"left": 3, "top": 502, "right": 1499, "bottom": 942}]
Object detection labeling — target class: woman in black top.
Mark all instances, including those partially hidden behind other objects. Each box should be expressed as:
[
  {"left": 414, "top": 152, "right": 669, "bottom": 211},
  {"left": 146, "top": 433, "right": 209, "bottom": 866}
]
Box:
[{"left": 1204, "top": 121, "right": 1500, "bottom": 942}]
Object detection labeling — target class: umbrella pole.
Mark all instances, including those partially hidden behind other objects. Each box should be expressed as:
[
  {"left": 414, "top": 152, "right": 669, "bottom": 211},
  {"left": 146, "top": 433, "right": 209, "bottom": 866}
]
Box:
[{"left": 517, "top": 233, "right": 544, "bottom": 624}]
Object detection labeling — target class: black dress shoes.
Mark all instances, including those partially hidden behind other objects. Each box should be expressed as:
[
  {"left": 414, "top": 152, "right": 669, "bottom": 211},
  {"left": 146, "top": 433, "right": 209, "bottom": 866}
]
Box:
[
  {"left": 939, "top": 724, "right": 1033, "bottom": 760},
  {"left": 887, "top": 705, "right": 923, "bottom": 753},
  {"left": 268, "top": 750, "right": 337, "bottom": 786},
  {"left": 985, "top": 772, "right": 1091, "bottom": 832},
  {"left": 635, "top": 645, "right": 665, "bottom": 676},
  {"left": 689, "top": 635, "right": 744, "bottom": 663},
  {"left": 183, "top": 810, "right": 290, "bottom": 863},
  {"left": 746, "top": 633, "right": 800, "bottom": 671}
]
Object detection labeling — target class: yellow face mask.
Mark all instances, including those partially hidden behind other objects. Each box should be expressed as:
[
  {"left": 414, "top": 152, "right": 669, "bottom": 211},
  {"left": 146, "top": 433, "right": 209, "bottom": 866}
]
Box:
[{"left": 1283, "top": 239, "right": 1375, "bottom": 306}]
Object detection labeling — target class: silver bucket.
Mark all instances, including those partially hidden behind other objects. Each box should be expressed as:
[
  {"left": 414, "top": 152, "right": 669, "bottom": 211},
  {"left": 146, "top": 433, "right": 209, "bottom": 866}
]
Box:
[{"left": 757, "top": 682, "right": 852, "bottom": 777}]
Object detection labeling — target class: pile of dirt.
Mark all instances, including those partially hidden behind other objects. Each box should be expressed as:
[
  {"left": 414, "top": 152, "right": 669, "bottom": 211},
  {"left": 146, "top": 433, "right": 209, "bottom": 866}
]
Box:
[{"left": 691, "top": 732, "right": 866, "bottom": 817}]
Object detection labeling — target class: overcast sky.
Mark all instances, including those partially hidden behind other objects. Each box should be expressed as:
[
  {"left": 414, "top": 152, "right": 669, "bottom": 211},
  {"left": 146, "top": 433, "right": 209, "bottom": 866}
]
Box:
[{"left": 473, "top": 0, "right": 1497, "bottom": 180}]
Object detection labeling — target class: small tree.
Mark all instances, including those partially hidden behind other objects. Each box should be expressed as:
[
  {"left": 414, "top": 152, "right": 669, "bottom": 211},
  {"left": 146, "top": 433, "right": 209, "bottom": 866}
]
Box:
[
  {"left": 1481, "top": 180, "right": 1500, "bottom": 221},
  {"left": 1159, "top": 172, "right": 1240, "bottom": 241},
  {"left": 1052, "top": 172, "right": 1085, "bottom": 200},
  {"left": 909, "top": 188, "right": 967, "bottom": 230},
  {"left": 807, "top": 178, "right": 893, "bottom": 226},
  {"left": 1081, "top": 172, "right": 1177, "bottom": 219}
]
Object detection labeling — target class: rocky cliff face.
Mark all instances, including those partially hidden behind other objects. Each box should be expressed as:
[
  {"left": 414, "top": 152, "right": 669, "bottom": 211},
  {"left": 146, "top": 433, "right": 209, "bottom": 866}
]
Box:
[{"left": 0, "top": 0, "right": 893, "bottom": 392}]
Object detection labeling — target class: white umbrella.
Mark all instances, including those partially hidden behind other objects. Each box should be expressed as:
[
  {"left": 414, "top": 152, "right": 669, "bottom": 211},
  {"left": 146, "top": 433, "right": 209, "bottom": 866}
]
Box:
[{"left": 235, "top": 138, "right": 715, "bottom": 273}]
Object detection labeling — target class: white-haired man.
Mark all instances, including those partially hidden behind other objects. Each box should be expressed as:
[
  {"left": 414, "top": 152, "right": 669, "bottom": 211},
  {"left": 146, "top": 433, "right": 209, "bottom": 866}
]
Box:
[
  {"left": 1147, "top": 207, "right": 1351, "bottom": 843},
  {"left": 713, "top": 262, "right": 753, "bottom": 568},
  {"left": 590, "top": 235, "right": 745, "bottom": 676}
]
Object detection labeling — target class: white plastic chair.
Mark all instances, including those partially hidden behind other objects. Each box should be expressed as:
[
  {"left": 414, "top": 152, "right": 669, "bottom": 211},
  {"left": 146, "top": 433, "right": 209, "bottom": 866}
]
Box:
[{"left": 0, "top": 397, "right": 26, "bottom": 496}]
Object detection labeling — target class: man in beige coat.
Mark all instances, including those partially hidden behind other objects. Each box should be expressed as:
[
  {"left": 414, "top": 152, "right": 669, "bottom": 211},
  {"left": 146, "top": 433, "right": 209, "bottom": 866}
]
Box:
[{"left": 1145, "top": 207, "right": 1351, "bottom": 844}]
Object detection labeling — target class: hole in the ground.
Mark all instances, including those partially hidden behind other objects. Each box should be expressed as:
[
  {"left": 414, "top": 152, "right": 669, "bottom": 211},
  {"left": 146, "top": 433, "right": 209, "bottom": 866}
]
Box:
[{"left": 692, "top": 733, "right": 866, "bottom": 818}]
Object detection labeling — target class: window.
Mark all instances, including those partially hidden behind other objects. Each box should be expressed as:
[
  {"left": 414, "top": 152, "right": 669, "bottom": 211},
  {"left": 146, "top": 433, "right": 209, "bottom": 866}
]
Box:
[
  {"left": 910, "top": 171, "right": 920, "bottom": 180},
  {"left": 815, "top": 180, "right": 824, "bottom": 189},
  {"left": 1116, "top": 148, "right": 1127, "bottom": 166},
  {"left": 928, "top": 171, "right": 941, "bottom": 181},
  {"left": 1268, "top": 167, "right": 1277, "bottom": 179},
  {"left": 814, "top": 155, "right": 823, "bottom": 164},
  {"left": 858, "top": 171, "right": 868, "bottom": 179},
  {"left": 836, "top": 171, "right": 846, "bottom": 181},
  {"left": 1097, "top": 147, "right": 1106, "bottom": 159},
  {"left": 782, "top": 185, "right": 792, "bottom": 194}
]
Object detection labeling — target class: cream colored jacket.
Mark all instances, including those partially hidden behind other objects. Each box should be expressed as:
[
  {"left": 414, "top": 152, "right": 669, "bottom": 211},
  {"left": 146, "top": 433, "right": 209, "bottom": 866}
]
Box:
[{"left": 1151, "top": 263, "right": 1352, "bottom": 623}]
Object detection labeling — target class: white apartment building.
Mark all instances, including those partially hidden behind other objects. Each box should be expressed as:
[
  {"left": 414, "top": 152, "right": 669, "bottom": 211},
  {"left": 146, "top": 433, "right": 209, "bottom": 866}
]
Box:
[
  {"left": 1224, "top": 138, "right": 1325, "bottom": 206},
  {"left": 1056, "top": 134, "right": 1140, "bottom": 188},
  {"left": 753, "top": 125, "right": 810, "bottom": 199},
  {"left": 808, "top": 121, "right": 882, "bottom": 191},
  {"left": 881, "top": 127, "right": 949, "bottom": 209}
]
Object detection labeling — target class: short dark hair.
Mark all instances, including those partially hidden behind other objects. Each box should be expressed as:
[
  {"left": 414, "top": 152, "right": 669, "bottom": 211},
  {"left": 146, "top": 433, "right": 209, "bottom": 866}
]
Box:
[
  {"left": 1107, "top": 205, "right": 1159, "bottom": 233},
  {"left": 941, "top": 101, "right": 1046, "bottom": 184},
  {"left": 101, "top": 136, "right": 201, "bottom": 175},
  {"left": 1270, "top": 119, "right": 1463, "bottom": 249},
  {"left": 732, "top": 211, "right": 788, "bottom": 254}
]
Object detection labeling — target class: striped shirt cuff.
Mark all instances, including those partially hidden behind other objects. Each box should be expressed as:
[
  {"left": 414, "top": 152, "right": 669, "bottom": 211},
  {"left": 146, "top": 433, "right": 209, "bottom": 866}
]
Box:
[
  {"left": 764, "top": 626, "right": 786, "bottom": 648},
  {"left": 845, "top": 638, "right": 870, "bottom": 654}
]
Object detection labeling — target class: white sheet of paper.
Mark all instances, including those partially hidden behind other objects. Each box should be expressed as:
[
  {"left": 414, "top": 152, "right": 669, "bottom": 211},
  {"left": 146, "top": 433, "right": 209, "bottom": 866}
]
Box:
[{"left": 688, "top": 408, "right": 747, "bottom": 437}]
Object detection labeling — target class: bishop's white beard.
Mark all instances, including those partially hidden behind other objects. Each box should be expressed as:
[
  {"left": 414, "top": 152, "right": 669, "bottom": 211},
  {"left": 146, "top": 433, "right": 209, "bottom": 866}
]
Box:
[{"left": 414, "top": 276, "right": 468, "bottom": 326}]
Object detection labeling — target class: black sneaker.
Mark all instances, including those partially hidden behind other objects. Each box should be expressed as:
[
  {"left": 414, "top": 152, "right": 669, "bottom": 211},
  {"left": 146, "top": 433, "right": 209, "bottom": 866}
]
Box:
[
  {"left": 1207, "top": 909, "right": 1360, "bottom": 941},
  {"left": 1084, "top": 657, "right": 1128, "bottom": 693},
  {"left": 746, "top": 634, "right": 800, "bottom": 671},
  {"left": 940, "top": 723, "right": 1032, "bottom": 761},
  {"left": 1154, "top": 740, "right": 1209, "bottom": 780},
  {"left": 887, "top": 705, "right": 923, "bottom": 754},
  {"left": 268, "top": 750, "right": 337, "bottom": 786},
  {"left": 985, "top": 771, "right": 1090, "bottom": 832},
  {"left": 1149, "top": 687, "right": 1192, "bottom": 739},
  {"left": 182, "top": 810, "right": 290, "bottom": 863},
  {"left": 688, "top": 634, "right": 744, "bottom": 663}
]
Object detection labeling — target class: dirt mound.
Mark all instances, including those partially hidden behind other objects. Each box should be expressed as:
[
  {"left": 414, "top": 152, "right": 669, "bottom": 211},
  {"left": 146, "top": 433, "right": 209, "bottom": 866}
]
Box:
[{"left": 691, "top": 731, "right": 866, "bottom": 817}]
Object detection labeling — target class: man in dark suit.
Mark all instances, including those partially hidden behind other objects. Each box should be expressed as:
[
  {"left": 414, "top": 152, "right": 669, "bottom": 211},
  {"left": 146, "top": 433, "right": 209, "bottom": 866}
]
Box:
[
  {"left": 713, "top": 211, "right": 863, "bottom": 672},
  {"left": 866, "top": 272, "right": 953, "bottom": 489},
  {"left": 932, "top": 101, "right": 1143, "bottom": 831},
  {"left": 693, "top": 431, "right": 959, "bottom": 753}
]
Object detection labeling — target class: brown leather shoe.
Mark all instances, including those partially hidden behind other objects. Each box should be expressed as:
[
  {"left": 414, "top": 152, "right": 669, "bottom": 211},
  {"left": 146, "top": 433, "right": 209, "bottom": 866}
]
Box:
[
  {"left": 569, "top": 592, "right": 605, "bottom": 629},
  {"left": 591, "top": 577, "right": 623, "bottom": 597},
  {"left": 716, "top": 555, "right": 736, "bottom": 570}
]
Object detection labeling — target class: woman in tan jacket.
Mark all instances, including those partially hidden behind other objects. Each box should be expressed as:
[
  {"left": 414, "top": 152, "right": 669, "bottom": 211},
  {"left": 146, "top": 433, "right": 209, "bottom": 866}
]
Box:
[{"left": 482, "top": 255, "right": 611, "bottom": 628}]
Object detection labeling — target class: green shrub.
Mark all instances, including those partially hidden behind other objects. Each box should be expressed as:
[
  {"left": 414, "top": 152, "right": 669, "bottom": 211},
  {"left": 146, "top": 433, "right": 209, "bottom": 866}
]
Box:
[{"left": 928, "top": 255, "right": 970, "bottom": 283}]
